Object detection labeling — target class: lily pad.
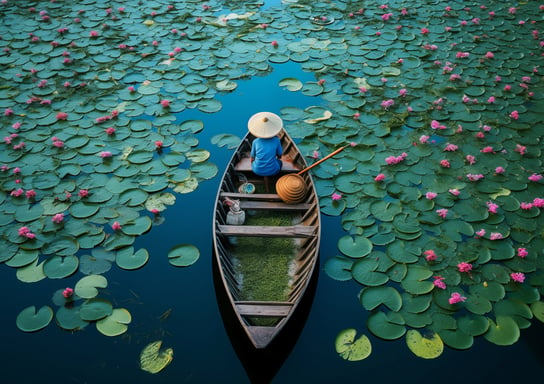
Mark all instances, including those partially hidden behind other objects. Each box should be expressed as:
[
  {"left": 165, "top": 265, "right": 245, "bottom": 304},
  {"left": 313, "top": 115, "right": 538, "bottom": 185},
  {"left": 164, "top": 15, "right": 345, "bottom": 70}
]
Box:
[
  {"left": 16, "top": 305, "right": 53, "bottom": 332},
  {"left": 367, "top": 311, "right": 406, "bottom": 340},
  {"left": 74, "top": 274, "right": 108, "bottom": 299},
  {"left": 140, "top": 340, "right": 174, "bottom": 374},
  {"left": 338, "top": 235, "right": 373, "bottom": 258},
  {"left": 335, "top": 328, "right": 372, "bottom": 361},
  {"left": 116, "top": 247, "right": 149, "bottom": 270},
  {"left": 483, "top": 315, "right": 520, "bottom": 346},
  {"left": 168, "top": 244, "right": 200, "bottom": 267},
  {"left": 360, "top": 286, "right": 402, "bottom": 311},
  {"left": 96, "top": 308, "right": 132, "bottom": 336},
  {"left": 80, "top": 298, "right": 113, "bottom": 321},
  {"left": 405, "top": 330, "right": 444, "bottom": 359}
]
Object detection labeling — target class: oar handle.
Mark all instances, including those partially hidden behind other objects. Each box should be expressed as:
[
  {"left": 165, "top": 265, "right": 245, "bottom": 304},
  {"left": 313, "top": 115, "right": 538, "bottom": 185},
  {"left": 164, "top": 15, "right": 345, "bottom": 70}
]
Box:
[{"left": 297, "top": 145, "right": 349, "bottom": 175}]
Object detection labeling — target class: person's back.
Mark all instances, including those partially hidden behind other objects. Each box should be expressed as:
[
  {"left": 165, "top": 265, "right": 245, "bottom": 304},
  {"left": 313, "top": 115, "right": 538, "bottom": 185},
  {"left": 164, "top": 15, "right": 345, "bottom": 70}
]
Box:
[{"left": 250, "top": 136, "right": 283, "bottom": 176}]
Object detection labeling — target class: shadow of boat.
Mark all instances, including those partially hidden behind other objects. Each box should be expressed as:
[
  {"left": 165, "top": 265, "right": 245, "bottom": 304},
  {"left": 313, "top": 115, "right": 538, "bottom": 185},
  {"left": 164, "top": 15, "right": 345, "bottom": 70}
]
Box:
[{"left": 212, "top": 253, "right": 319, "bottom": 384}]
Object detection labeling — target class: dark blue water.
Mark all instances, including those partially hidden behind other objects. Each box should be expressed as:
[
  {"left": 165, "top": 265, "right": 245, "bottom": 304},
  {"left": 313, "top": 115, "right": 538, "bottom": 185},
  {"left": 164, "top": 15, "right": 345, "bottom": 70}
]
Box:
[{"left": 1, "top": 57, "right": 543, "bottom": 383}]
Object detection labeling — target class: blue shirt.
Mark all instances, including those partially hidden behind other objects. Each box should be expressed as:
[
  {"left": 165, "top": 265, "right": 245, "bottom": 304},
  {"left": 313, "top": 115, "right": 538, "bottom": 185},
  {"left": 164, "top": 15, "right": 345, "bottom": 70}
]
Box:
[{"left": 250, "top": 137, "right": 283, "bottom": 176}]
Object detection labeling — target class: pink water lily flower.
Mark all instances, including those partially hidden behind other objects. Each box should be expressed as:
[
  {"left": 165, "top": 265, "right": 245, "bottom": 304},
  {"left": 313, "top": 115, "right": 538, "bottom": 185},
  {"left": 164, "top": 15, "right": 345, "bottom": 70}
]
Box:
[
  {"left": 444, "top": 143, "right": 458, "bottom": 152},
  {"left": 489, "top": 232, "right": 503, "bottom": 240},
  {"left": 467, "top": 173, "right": 484, "bottom": 181},
  {"left": 52, "top": 213, "right": 64, "bottom": 223},
  {"left": 18, "top": 226, "right": 36, "bottom": 239},
  {"left": 78, "top": 189, "right": 89, "bottom": 198},
  {"left": 433, "top": 276, "right": 446, "bottom": 289},
  {"left": 520, "top": 202, "right": 533, "bottom": 210},
  {"left": 486, "top": 201, "right": 498, "bottom": 214},
  {"left": 99, "top": 151, "right": 113, "bottom": 158},
  {"left": 517, "top": 248, "right": 528, "bottom": 258},
  {"left": 25, "top": 190, "right": 36, "bottom": 199},
  {"left": 528, "top": 173, "right": 542, "bottom": 182},
  {"left": 424, "top": 249, "right": 437, "bottom": 261},
  {"left": 533, "top": 198, "right": 544, "bottom": 208},
  {"left": 425, "top": 192, "right": 437, "bottom": 200},
  {"left": 510, "top": 272, "right": 525, "bottom": 283},
  {"left": 436, "top": 208, "right": 448, "bottom": 218},
  {"left": 331, "top": 192, "right": 342, "bottom": 201},
  {"left": 62, "top": 287, "right": 74, "bottom": 298},
  {"left": 449, "top": 292, "right": 467, "bottom": 304},
  {"left": 56, "top": 112, "right": 68, "bottom": 120},
  {"left": 385, "top": 153, "right": 407, "bottom": 165},
  {"left": 457, "top": 262, "right": 472, "bottom": 273},
  {"left": 111, "top": 221, "right": 122, "bottom": 231},
  {"left": 374, "top": 173, "right": 386, "bottom": 182}
]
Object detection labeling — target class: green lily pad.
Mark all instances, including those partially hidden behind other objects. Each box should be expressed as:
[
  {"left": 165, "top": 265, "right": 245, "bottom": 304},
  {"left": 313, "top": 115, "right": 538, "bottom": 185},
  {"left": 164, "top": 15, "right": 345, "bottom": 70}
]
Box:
[
  {"left": 531, "top": 302, "right": 544, "bottom": 322},
  {"left": 74, "top": 274, "right": 108, "bottom": 299},
  {"left": 56, "top": 306, "right": 89, "bottom": 331},
  {"left": 211, "top": 134, "right": 241, "bottom": 149},
  {"left": 145, "top": 193, "right": 176, "bottom": 212},
  {"left": 279, "top": 77, "right": 303, "bottom": 91},
  {"left": 352, "top": 259, "right": 389, "bottom": 286},
  {"left": 401, "top": 265, "right": 434, "bottom": 295},
  {"left": 335, "top": 328, "right": 372, "bottom": 361},
  {"left": 367, "top": 311, "right": 406, "bottom": 340},
  {"left": 43, "top": 255, "right": 79, "bottom": 279},
  {"left": 80, "top": 298, "right": 113, "bottom": 321},
  {"left": 483, "top": 315, "right": 520, "bottom": 346},
  {"left": 168, "top": 244, "right": 200, "bottom": 267},
  {"left": 122, "top": 216, "right": 152, "bottom": 236},
  {"left": 405, "top": 330, "right": 443, "bottom": 359},
  {"left": 16, "top": 259, "right": 46, "bottom": 283},
  {"left": 96, "top": 308, "right": 132, "bottom": 336},
  {"left": 16, "top": 305, "right": 53, "bottom": 332},
  {"left": 116, "top": 247, "right": 149, "bottom": 270},
  {"left": 324, "top": 255, "right": 353, "bottom": 281},
  {"left": 338, "top": 235, "right": 373, "bottom": 258},
  {"left": 360, "top": 286, "right": 402, "bottom": 311}
]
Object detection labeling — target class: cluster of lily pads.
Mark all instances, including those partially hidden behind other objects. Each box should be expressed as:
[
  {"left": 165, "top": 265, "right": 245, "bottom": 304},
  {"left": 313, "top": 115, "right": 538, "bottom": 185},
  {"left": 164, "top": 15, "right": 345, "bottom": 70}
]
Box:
[{"left": 0, "top": 0, "right": 543, "bottom": 363}]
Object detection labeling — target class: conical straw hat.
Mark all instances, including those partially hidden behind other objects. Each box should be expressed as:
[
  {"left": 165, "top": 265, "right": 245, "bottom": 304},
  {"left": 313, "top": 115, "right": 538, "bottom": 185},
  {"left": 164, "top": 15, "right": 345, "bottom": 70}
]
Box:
[
  {"left": 276, "top": 174, "right": 307, "bottom": 204},
  {"left": 247, "top": 112, "right": 283, "bottom": 138}
]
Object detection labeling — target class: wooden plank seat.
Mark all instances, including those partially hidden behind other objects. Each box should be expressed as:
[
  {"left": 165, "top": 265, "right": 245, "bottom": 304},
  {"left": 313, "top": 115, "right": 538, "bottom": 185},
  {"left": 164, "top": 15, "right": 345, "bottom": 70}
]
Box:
[
  {"left": 218, "top": 224, "right": 316, "bottom": 238},
  {"left": 238, "top": 200, "right": 311, "bottom": 211},
  {"left": 234, "top": 157, "right": 300, "bottom": 173},
  {"left": 235, "top": 301, "right": 293, "bottom": 317},
  {"left": 220, "top": 192, "right": 283, "bottom": 201}
]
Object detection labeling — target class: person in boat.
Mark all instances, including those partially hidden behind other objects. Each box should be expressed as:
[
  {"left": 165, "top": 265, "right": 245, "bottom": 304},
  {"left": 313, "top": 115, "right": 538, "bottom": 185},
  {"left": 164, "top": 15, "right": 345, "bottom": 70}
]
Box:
[{"left": 247, "top": 112, "right": 283, "bottom": 191}]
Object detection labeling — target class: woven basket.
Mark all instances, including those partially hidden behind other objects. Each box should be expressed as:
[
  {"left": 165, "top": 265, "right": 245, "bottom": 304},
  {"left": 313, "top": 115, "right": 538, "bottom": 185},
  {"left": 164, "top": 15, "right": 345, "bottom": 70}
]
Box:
[{"left": 276, "top": 174, "right": 307, "bottom": 204}]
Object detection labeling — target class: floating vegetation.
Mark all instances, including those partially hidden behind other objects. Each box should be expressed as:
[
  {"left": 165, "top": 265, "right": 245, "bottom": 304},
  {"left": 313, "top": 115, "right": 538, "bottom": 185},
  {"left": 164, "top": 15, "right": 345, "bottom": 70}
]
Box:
[
  {"left": 335, "top": 328, "right": 372, "bottom": 361},
  {"left": 139, "top": 340, "right": 174, "bottom": 374},
  {"left": 0, "top": 0, "right": 543, "bottom": 360},
  {"left": 405, "top": 330, "right": 443, "bottom": 359}
]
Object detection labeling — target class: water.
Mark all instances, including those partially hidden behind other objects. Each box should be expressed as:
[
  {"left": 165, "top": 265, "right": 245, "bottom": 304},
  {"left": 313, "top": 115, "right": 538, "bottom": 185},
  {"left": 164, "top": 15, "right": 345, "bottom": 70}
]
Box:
[{"left": 2, "top": 60, "right": 543, "bottom": 383}]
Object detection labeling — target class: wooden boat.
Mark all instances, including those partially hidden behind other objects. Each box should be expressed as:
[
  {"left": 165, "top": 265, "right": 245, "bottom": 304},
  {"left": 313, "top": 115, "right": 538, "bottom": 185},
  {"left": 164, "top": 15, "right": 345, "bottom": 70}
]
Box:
[{"left": 213, "top": 128, "right": 320, "bottom": 349}]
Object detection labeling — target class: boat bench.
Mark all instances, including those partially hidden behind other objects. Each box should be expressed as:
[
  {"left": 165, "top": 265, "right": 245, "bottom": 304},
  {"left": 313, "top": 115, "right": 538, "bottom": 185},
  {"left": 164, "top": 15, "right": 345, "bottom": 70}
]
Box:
[
  {"left": 235, "top": 301, "right": 293, "bottom": 317},
  {"left": 220, "top": 192, "right": 311, "bottom": 211},
  {"left": 234, "top": 157, "right": 300, "bottom": 173},
  {"left": 217, "top": 224, "right": 317, "bottom": 238}
]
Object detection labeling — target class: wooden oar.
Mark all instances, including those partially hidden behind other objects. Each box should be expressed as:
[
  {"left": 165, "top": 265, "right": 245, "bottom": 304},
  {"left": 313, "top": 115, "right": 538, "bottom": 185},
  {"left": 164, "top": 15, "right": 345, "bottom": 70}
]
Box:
[{"left": 297, "top": 144, "right": 349, "bottom": 175}]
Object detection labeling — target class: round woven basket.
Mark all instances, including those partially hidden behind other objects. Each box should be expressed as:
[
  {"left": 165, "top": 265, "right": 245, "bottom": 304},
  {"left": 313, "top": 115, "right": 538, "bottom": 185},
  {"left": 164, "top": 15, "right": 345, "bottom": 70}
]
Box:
[{"left": 276, "top": 174, "right": 307, "bottom": 204}]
